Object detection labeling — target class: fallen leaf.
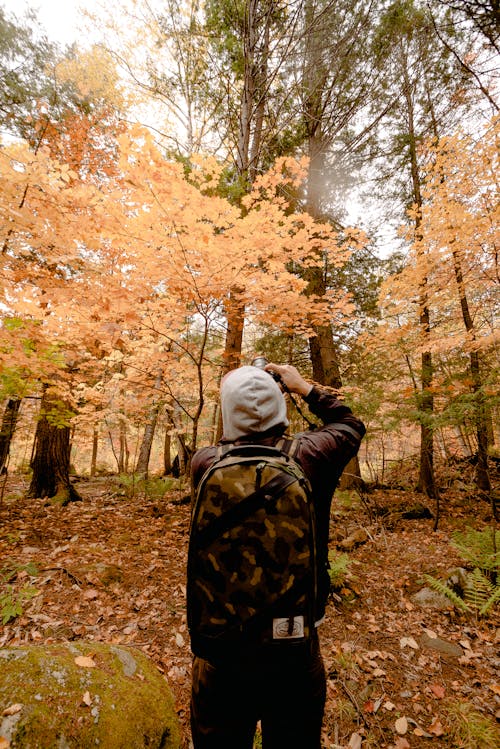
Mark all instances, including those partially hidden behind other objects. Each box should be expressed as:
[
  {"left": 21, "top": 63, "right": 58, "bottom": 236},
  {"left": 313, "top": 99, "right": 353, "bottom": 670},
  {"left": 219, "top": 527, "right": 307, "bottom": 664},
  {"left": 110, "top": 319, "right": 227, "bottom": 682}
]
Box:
[
  {"left": 394, "top": 738, "right": 410, "bottom": 749},
  {"left": 394, "top": 736, "right": 410, "bottom": 749},
  {"left": 2, "top": 704, "right": 22, "bottom": 716},
  {"left": 74, "top": 655, "right": 96, "bottom": 668},
  {"left": 175, "top": 632, "right": 185, "bottom": 647},
  {"left": 395, "top": 716, "right": 408, "bottom": 735},
  {"left": 400, "top": 636, "right": 419, "bottom": 650},
  {"left": 430, "top": 683, "right": 445, "bottom": 699},
  {"left": 413, "top": 725, "right": 433, "bottom": 738},
  {"left": 372, "top": 667, "right": 386, "bottom": 677},
  {"left": 383, "top": 700, "right": 396, "bottom": 711},
  {"left": 423, "top": 628, "right": 437, "bottom": 639},
  {"left": 489, "top": 684, "right": 500, "bottom": 696},
  {"left": 428, "top": 717, "right": 445, "bottom": 736},
  {"left": 364, "top": 699, "right": 375, "bottom": 713},
  {"left": 0, "top": 737, "right": 10, "bottom": 749},
  {"left": 82, "top": 691, "right": 92, "bottom": 706},
  {"left": 348, "top": 732, "right": 363, "bottom": 749}
]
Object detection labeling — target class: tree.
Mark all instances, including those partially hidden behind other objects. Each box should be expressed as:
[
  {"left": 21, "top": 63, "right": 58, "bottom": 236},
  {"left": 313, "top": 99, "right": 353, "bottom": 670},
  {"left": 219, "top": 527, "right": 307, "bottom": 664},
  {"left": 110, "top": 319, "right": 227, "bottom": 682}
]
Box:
[
  {"left": 373, "top": 117, "right": 498, "bottom": 501},
  {"left": 0, "top": 54, "right": 124, "bottom": 497},
  {"left": 435, "top": 0, "right": 500, "bottom": 53},
  {"left": 417, "top": 118, "right": 498, "bottom": 495},
  {"left": 369, "top": 0, "right": 481, "bottom": 496},
  {"left": 0, "top": 398, "right": 21, "bottom": 472},
  {"left": 27, "top": 386, "right": 81, "bottom": 504},
  {"left": 429, "top": 1, "right": 499, "bottom": 113},
  {"left": 0, "top": 6, "right": 57, "bottom": 143},
  {"left": 135, "top": 372, "right": 164, "bottom": 476}
]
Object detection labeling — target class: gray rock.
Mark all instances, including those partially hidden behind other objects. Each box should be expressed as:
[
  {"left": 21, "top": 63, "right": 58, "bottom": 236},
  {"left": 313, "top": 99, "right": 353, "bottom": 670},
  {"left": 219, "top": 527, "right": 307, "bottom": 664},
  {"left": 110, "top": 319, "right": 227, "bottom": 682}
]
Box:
[
  {"left": 0, "top": 641, "right": 180, "bottom": 748},
  {"left": 412, "top": 587, "right": 454, "bottom": 610},
  {"left": 419, "top": 633, "right": 464, "bottom": 658}
]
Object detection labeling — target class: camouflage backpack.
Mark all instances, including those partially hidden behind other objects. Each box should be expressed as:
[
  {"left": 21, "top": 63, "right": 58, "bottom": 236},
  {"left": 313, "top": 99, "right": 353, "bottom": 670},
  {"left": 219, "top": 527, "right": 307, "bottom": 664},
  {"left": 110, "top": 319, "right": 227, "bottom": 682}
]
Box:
[{"left": 187, "top": 439, "right": 317, "bottom": 660}]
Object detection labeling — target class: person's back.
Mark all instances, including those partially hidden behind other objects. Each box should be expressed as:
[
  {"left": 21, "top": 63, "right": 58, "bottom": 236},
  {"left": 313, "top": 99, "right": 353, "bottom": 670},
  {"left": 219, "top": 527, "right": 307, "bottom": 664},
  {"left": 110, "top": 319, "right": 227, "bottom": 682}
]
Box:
[{"left": 189, "top": 362, "right": 365, "bottom": 749}]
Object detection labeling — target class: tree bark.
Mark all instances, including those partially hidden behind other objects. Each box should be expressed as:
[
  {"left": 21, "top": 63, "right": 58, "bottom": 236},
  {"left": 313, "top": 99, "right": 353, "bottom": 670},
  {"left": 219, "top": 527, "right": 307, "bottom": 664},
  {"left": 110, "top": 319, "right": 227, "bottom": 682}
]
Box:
[
  {"left": 90, "top": 427, "right": 98, "bottom": 477},
  {"left": 118, "top": 422, "right": 129, "bottom": 474},
  {"left": 451, "top": 247, "right": 491, "bottom": 494},
  {"left": 135, "top": 373, "right": 163, "bottom": 477},
  {"left": 402, "top": 61, "right": 437, "bottom": 499},
  {"left": 217, "top": 290, "right": 245, "bottom": 440},
  {"left": 0, "top": 398, "right": 22, "bottom": 472},
  {"left": 27, "top": 390, "right": 81, "bottom": 505},
  {"left": 163, "top": 430, "right": 172, "bottom": 476}
]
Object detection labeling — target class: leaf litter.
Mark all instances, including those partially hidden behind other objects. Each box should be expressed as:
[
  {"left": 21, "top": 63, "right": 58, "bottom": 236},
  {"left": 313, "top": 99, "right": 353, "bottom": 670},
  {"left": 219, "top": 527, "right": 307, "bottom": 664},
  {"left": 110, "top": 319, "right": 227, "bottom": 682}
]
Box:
[{"left": 0, "top": 476, "right": 498, "bottom": 748}]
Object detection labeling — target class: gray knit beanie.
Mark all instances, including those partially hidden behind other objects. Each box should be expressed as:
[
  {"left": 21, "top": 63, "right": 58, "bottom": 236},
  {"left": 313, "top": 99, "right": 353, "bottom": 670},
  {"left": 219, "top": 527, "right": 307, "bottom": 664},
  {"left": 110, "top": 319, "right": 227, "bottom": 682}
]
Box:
[{"left": 220, "top": 365, "right": 289, "bottom": 440}]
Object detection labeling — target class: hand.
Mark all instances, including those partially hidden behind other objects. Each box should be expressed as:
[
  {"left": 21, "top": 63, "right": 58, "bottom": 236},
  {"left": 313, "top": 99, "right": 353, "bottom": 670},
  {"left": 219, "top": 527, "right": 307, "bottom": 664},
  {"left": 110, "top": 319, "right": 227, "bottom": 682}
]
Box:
[{"left": 264, "top": 363, "right": 313, "bottom": 397}]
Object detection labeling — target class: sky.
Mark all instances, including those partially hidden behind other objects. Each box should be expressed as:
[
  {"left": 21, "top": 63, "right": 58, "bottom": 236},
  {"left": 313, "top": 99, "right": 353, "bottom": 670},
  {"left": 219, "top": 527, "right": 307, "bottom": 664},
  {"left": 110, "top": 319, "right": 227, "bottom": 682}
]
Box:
[{"left": 2, "top": 0, "right": 88, "bottom": 44}]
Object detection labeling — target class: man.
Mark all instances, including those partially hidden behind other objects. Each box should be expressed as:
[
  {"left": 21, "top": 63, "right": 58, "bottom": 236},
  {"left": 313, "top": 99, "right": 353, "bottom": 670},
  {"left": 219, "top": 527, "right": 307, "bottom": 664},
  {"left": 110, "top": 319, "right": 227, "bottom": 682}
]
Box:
[{"left": 189, "top": 362, "right": 365, "bottom": 749}]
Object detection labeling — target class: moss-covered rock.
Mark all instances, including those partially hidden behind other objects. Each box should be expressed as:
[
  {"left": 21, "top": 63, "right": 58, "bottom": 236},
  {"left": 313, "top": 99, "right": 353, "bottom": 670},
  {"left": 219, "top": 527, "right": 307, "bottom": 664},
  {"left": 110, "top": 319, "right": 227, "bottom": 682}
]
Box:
[{"left": 0, "top": 641, "right": 180, "bottom": 748}]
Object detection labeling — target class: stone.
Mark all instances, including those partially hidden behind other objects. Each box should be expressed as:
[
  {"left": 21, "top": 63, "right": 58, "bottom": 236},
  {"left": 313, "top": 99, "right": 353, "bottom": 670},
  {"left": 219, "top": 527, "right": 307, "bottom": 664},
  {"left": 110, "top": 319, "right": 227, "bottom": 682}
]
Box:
[
  {"left": 419, "top": 633, "right": 464, "bottom": 658},
  {"left": 337, "top": 528, "right": 369, "bottom": 551},
  {"left": 411, "top": 587, "right": 454, "bottom": 611},
  {"left": 0, "top": 641, "right": 180, "bottom": 748}
]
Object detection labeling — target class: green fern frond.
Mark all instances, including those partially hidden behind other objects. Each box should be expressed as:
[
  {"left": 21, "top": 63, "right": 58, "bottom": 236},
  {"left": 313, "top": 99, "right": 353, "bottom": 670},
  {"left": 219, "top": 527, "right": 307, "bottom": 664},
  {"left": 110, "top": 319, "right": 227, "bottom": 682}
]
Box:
[
  {"left": 328, "top": 551, "right": 351, "bottom": 589},
  {"left": 451, "top": 528, "right": 500, "bottom": 574},
  {"left": 479, "top": 584, "right": 500, "bottom": 616},
  {"left": 463, "top": 568, "right": 495, "bottom": 610},
  {"left": 423, "top": 574, "right": 470, "bottom": 612}
]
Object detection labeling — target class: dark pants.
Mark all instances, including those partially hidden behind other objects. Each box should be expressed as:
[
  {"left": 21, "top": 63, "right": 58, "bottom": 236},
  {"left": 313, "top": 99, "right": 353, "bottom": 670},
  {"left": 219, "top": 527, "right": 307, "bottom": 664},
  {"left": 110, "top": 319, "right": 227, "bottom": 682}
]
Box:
[{"left": 190, "top": 638, "right": 326, "bottom": 749}]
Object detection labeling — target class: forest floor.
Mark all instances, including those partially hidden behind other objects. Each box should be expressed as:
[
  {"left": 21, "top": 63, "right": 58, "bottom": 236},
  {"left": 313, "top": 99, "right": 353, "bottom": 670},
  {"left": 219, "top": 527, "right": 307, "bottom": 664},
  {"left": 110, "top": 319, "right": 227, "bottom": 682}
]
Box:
[{"left": 0, "top": 469, "right": 499, "bottom": 749}]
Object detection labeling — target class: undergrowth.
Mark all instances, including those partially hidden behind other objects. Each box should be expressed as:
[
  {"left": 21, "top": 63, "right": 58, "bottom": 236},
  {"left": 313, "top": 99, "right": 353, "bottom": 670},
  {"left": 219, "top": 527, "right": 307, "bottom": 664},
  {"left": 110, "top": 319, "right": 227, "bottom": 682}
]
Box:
[{"left": 424, "top": 527, "right": 499, "bottom": 616}]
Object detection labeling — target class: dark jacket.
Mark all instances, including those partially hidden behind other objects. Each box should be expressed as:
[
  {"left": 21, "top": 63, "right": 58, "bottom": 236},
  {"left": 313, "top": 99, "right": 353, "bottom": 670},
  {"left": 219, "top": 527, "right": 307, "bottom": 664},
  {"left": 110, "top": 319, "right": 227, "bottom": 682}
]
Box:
[{"left": 191, "top": 386, "right": 366, "bottom": 621}]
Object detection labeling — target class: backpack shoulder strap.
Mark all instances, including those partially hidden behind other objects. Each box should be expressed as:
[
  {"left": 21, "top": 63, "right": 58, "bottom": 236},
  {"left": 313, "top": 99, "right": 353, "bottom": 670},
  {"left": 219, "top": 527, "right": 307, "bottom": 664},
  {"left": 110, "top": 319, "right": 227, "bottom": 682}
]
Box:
[
  {"left": 275, "top": 437, "right": 300, "bottom": 459},
  {"left": 330, "top": 423, "right": 363, "bottom": 440}
]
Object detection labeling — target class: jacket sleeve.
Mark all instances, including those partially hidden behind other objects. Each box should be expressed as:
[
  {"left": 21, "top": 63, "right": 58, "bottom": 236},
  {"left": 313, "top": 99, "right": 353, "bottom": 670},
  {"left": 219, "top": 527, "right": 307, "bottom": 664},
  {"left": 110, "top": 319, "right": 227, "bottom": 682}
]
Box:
[
  {"left": 191, "top": 445, "right": 218, "bottom": 491},
  {"left": 297, "top": 386, "right": 366, "bottom": 482}
]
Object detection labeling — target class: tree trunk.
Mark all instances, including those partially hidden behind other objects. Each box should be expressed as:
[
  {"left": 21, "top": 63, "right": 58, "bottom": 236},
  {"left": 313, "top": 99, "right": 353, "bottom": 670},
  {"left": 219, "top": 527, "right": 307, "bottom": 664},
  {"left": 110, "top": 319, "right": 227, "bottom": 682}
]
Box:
[
  {"left": 118, "top": 422, "right": 129, "bottom": 474},
  {"left": 451, "top": 247, "right": 491, "bottom": 494},
  {"left": 417, "top": 348, "right": 436, "bottom": 497},
  {"left": 301, "top": 29, "right": 362, "bottom": 487},
  {"left": 27, "top": 390, "right": 81, "bottom": 505},
  {"left": 135, "top": 373, "right": 163, "bottom": 476},
  {"left": 403, "top": 61, "right": 437, "bottom": 499},
  {"left": 217, "top": 289, "right": 245, "bottom": 440},
  {"left": 163, "top": 430, "right": 172, "bottom": 476},
  {"left": 0, "top": 398, "right": 22, "bottom": 472},
  {"left": 218, "top": 1, "right": 274, "bottom": 431},
  {"left": 90, "top": 427, "right": 98, "bottom": 477},
  {"left": 135, "top": 411, "right": 159, "bottom": 476}
]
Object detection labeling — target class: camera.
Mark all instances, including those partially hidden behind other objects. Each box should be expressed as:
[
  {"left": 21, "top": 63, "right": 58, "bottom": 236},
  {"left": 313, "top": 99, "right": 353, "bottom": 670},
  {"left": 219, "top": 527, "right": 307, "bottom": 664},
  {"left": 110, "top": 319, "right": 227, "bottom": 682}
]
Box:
[{"left": 251, "top": 356, "right": 282, "bottom": 383}]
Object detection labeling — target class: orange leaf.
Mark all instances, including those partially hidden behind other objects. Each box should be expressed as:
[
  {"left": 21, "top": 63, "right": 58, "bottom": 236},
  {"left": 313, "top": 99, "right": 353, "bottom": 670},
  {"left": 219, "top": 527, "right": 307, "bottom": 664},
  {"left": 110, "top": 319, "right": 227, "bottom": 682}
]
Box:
[
  {"left": 428, "top": 717, "right": 445, "bottom": 736},
  {"left": 394, "top": 738, "right": 410, "bottom": 749},
  {"left": 430, "top": 683, "right": 445, "bottom": 699},
  {"left": 2, "top": 704, "right": 22, "bottom": 716},
  {"left": 364, "top": 699, "right": 375, "bottom": 713},
  {"left": 74, "top": 655, "right": 96, "bottom": 668}
]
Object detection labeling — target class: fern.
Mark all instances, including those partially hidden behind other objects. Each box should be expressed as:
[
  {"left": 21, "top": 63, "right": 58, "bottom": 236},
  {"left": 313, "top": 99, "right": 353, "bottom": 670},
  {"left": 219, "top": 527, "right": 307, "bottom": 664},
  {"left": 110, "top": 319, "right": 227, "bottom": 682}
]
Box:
[
  {"left": 479, "top": 584, "right": 500, "bottom": 616},
  {"left": 328, "top": 551, "right": 351, "bottom": 589},
  {"left": 423, "top": 573, "right": 470, "bottom": 612},
  {"left": 451, "top": 528, "right": 500, "bottom": 576},
  {"left": 463, "top": 568, "right": 495, "bottom": 611},
  {"left": 423, "top": 526, "right": 499, "bottom": 617}
]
